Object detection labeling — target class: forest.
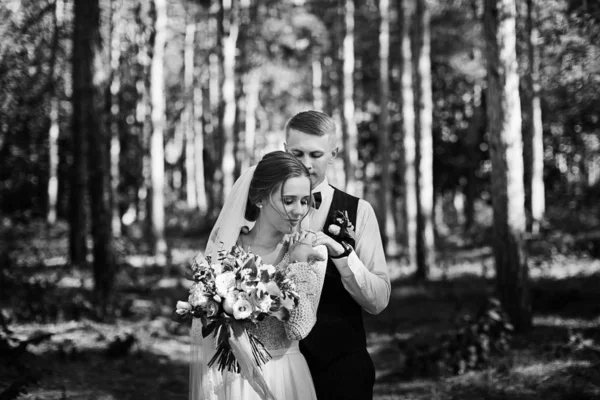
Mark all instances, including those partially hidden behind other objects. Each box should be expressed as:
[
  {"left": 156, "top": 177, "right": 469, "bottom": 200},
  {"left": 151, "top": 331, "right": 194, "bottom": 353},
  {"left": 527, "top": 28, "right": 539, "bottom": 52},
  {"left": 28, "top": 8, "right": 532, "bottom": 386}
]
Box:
[{"left": 1, "top": 0, "right": 600, "bottom": 398}]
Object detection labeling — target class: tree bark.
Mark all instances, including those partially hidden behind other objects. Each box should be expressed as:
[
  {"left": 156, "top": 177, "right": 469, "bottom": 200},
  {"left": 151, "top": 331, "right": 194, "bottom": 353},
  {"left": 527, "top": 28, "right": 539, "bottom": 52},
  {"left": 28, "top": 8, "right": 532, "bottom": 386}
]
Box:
[
  {"left": 312, "top": 49, "right": 324, "bottom": 110},
  {"left": 464, "top": 79, "right": 485, "bottom": 230},
  {"left": 484, "top": 0, "right": 531, "bottom": 332},
  {"left": 464, "top": 0, "right": 484, "bottom": 232},
  {"left": 133, "top": 1, "right": 152, "bottom": 228},
  {"left": 47, "top": 96, "right": 60, "bottom": 225},
  {"left": 193, "top": 82, "right": 208, "bottom": 216},
  {"left": 73, "top": 0, "right": 116, "bottom": 317},
  {"left": 341, "top": 0, "right": 359, "bottom": 195},
  {"left": 220, "top": 0, "right": 239, "bottom": 201},
  {"left": 414, "top": 0, "right": 435, "bottom": 279},
  {"left": 379, "top": 0, "right": 395, "bottom": 253},
  {"left": 399, "top": 0, "right": 418, "bottom": 270},
  {"left": 150, "top": 0, "right": 167, "bottom": 260},
  {"left": 211, "top": 4, "right": 225, "bottom": 207},
  {"left": 70, "top": 0, "right": 90, "bottom": 267},
  {"left": 523, "top": 0, "right": 545, "bottom": 234},
  {"left": 243, "top": 69, "right": 260, "bottom": 171},
  {"left": 47, "top": 0, "right": 63, "bottom": 226},
  {"left": 184, "top": 22, "right": 198, "bottom": 209},
  {"left": 108, "top": 0, "right": 122, "bottom": 237}
]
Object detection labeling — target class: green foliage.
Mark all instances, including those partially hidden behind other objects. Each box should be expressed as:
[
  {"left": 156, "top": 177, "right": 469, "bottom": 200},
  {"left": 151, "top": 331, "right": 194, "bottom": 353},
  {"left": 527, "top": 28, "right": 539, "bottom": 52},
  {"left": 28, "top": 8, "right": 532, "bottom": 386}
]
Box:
[
  {"left": 400, "top": 298, "right": 514, "bottom": 378},
  {"left": 0, "top": 318, "right": 46, "bottom": 400},
  {"left": 1, "top": 0, "right": 599, "bottom": 228},
  {"left": 0, "top": 0, "right": 70, "bottom": 216}
]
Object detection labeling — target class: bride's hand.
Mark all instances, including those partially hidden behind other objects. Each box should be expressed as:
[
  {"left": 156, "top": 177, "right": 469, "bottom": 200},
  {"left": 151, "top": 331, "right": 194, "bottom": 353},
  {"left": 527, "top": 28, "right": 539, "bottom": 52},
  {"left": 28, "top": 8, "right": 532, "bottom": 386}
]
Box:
[
  {"left": 311, "top": 231, "right": 346, "bottom": 258},
  {"left": 288, "top": 231, "right": 325, "bottom": 263}
]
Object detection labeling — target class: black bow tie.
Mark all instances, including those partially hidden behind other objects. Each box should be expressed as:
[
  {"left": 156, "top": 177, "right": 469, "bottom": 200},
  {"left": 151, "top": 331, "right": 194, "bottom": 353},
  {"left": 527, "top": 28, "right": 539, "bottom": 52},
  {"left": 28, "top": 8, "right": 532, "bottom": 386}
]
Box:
[{"left": 312, "top": 192, "right": 322, "bottom": 209}]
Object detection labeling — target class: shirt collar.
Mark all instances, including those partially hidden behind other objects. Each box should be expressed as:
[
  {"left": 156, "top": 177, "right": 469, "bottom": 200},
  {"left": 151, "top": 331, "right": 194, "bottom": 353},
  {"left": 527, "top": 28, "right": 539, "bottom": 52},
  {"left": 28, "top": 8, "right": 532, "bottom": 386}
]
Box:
[
  {"left": 313, "top": 178, "right": 328, "bottom": 193},
  {"left": 312, "top": 177, "right": 333, "bottom": 199}
]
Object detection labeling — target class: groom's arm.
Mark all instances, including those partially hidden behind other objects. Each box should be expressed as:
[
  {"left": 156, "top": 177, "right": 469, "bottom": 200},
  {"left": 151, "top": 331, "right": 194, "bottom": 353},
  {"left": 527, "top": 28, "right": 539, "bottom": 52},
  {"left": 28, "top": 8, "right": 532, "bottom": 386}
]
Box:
[{"left": 331, "top": 200, "right": 390, "bottom": 315}]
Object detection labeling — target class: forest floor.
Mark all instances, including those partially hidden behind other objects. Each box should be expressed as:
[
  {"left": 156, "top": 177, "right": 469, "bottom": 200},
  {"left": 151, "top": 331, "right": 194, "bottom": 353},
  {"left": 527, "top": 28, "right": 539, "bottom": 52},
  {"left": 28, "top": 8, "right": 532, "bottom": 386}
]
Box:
[{"left": 2, "top": 215, "right": 600, "bottom": 400}]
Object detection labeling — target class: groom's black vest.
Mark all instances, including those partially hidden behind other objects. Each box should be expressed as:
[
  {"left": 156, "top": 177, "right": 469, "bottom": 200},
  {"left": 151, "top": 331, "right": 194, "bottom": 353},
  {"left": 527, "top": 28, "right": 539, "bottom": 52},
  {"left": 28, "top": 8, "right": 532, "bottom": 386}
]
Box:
[{"left": 300, "top": 187, "right": 366, "bottom": 367}]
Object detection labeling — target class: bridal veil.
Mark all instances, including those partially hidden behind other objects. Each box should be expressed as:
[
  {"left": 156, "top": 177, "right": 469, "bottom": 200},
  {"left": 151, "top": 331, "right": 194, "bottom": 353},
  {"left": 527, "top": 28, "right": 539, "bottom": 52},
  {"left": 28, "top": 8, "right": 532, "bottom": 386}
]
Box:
[{"left": 189, "top": 166, "right": 256, "bottom": 400}]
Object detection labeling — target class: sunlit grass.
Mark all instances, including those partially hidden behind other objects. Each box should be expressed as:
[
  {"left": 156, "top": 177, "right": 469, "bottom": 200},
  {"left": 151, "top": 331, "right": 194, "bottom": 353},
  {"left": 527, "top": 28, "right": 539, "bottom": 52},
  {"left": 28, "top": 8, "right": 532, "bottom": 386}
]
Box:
[{"left": 3, "top": 215, "right": 600, "bottom": 400}]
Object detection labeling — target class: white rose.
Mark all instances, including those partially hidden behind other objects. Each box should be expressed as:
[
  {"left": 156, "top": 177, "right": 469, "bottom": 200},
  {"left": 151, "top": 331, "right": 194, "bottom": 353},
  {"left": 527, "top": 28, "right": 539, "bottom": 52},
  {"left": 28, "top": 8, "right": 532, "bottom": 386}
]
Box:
[
  {"left": 222, "top": 290, "right": 239, "bottom": 315},
  {"left": 328, "top": 225, "right": 341, "bottom": 236},
  {"left": 176, "top": 301, "right": 192, "bottom": 315},
  {"left": 215, "top": 271, "right": 236, "bottom": 297}
]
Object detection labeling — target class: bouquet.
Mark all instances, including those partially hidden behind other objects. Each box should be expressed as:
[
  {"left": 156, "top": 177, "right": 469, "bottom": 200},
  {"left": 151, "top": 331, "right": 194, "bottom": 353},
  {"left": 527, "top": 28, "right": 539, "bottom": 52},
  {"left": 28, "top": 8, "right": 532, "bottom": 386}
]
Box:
[{"left": 174, "top": 245, "right": 300, "bottom": 398}]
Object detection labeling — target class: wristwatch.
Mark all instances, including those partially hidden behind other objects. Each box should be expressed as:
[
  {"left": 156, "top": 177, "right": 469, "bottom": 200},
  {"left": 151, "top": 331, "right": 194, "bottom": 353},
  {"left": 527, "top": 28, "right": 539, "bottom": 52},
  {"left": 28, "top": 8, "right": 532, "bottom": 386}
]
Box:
[{"left": 330, "top": 241, "right": 353, "bottom": 259}]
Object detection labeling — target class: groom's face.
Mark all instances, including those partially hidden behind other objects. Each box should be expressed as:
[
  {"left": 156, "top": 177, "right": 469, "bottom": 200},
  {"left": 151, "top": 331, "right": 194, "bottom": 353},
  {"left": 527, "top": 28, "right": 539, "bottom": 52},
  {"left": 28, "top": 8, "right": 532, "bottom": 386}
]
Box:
[{"left": 285, "top": 129, "right": 337, "bottom": 187}]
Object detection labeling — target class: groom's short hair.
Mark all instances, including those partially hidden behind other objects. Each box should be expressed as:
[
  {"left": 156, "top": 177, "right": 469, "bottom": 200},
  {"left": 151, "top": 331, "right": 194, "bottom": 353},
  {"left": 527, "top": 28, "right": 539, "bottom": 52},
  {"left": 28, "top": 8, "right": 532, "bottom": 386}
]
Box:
[{"left": 285, "top": 110, "right": 336, "bottom": 138}]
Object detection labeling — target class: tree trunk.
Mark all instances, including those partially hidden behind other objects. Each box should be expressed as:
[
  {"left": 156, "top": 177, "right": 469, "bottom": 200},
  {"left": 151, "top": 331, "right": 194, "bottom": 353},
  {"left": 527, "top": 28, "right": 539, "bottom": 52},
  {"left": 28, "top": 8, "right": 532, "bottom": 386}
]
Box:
[
  {"left": 465, "top": 77, "right": 484, "bottom": 230},
  {"left": 70, "top": 0, "right": 90, "bottom": 267},
  {"left": 484, "top": 0, "right": 531, "bottom": 332},
  {"left": 184, "top": 22, "right": 198, "bottom": 209},
  {"left": 168, "top": 112, "right": 184, "bottom": 194},
  {"left": 414, "top": 0, "right": 435, "bottom": 279},
  {"left": 150, "top": 0, "right": 167, "bottom": 260},
  {"left": 73, "top": 0, "right": 116, "bottom": 317},
  {"left": 464, "top": 1, "right": 484, "bottom": 232},
  {"left": 243, "top": 69, "right": 260, "bottom": 171},
  {"left": 108, "top": 0, "right": 122, "bottom": 237},
  {"left": 47, "top": 95, "right": 60, "bottom": 225},
  {"left": 57, "top": 113, "right": 70, "bottom": 220},
  {"left": 341, "top": 0, "right": 359, "bottom": 195},
  {"left": 207, "top": 48, "right": 220, "bottom": 208},
  {"left": 312, "top": 49, "right": 324, "bottom": 110},
  {"left": 399, "top": 0, "right": 418, "bottom": 270},
  {"left": 193, "top": 83, "right": 208, "bottom": 216},
  {"left": 220, "top": 0, "right": 239, "bottom": 201},
  {"left": 212, "top": 4, "right": 225, "bottom": 207},
  {"left": 47, "top": 0, "right": 64, "bottom": 226},
  {"left": 133, "top": 1, "right": 152, "bottom": 228},
  {"left": 523, "top": 0, "right": 545, "bottom": 234},
  {"left": 379, "top": 0, "right": 395, "bottom": 253}
]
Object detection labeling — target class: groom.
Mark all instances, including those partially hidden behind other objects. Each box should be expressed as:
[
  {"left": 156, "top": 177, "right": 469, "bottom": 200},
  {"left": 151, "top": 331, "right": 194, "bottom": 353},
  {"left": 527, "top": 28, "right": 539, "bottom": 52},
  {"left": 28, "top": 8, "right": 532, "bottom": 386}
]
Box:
[{"left": 284, "top": 110, "right": 390, "bottom": 399}]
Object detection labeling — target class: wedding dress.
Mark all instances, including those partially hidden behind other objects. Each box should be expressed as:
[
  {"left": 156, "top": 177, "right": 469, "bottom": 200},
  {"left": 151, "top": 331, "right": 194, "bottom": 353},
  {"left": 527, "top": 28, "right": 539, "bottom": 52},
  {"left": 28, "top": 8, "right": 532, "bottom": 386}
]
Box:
[{"left": 190, "top": 246, "right": 327, "bottom": 400}]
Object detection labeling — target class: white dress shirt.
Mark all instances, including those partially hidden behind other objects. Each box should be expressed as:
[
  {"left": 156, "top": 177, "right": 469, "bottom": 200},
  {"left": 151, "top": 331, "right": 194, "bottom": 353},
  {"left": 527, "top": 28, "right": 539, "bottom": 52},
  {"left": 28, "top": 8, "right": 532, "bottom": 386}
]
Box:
[{"left": 303, "top": 179, "right": 391, "bottom": 315}]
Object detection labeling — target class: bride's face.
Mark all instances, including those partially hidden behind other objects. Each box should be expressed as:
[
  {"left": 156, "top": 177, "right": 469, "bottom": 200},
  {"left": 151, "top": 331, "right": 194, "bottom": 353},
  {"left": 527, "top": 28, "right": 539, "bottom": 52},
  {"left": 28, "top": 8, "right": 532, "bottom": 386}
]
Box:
[{"left": 261, "top": 176, "right": 311, "bottom": 234}]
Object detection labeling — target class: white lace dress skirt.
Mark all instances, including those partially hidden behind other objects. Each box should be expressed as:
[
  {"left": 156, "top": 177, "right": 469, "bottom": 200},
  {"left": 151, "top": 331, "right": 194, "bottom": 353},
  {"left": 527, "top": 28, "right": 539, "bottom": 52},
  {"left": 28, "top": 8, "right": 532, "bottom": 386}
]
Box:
[{"left": 219, "top": 341, "right": 317, "bottom": 400}]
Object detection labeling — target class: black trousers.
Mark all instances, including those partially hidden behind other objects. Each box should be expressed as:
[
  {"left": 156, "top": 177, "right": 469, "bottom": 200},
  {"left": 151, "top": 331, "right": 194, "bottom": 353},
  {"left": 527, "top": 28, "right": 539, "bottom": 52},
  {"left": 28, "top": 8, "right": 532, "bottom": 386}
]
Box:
[{"left": 309, "top": 350, "right": 375, "bottom": 400}]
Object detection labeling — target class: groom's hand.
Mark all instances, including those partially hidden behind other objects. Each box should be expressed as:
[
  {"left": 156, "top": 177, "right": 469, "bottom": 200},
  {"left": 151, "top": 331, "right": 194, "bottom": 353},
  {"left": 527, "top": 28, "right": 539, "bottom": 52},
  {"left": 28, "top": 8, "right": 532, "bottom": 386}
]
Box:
[{"left": 311, "top": 232, "right": 346, "bottom": 258}]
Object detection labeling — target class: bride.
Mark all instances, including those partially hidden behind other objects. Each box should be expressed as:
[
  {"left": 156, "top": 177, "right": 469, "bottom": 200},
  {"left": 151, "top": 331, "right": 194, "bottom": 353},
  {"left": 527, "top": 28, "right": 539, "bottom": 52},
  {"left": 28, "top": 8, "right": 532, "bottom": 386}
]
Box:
[{"left": 189, "top": 151, "right": 327, "bottom": 400}]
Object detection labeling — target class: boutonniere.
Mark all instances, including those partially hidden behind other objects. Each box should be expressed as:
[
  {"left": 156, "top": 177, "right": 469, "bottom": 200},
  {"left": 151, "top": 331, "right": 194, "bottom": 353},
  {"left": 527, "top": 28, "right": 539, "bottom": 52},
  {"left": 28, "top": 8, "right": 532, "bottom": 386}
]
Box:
[{"left": 327, "top": 210, "right": 355, "bottom": 241}]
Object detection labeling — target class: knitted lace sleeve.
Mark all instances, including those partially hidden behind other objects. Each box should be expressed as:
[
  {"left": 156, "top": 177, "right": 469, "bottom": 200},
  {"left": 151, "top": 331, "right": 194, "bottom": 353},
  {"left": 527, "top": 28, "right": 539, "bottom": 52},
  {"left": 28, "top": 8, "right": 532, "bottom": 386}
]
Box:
[{"left": 284, "top": 245, "right": 328, "bottom": 340}]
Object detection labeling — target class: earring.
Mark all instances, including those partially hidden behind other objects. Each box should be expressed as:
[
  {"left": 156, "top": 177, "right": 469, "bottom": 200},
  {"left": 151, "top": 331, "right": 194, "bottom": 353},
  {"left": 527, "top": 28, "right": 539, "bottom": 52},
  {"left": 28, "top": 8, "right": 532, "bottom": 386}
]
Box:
[{"left": 256, "top": 203, "right": 263, "bottom": 209}]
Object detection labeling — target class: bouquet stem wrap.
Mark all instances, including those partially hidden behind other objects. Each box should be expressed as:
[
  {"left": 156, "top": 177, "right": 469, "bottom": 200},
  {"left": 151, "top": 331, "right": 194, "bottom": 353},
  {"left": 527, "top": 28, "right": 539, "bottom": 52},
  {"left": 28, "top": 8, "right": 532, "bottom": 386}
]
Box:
[{"left": 228, "top": 323, "right": 277, "bottom": 400}]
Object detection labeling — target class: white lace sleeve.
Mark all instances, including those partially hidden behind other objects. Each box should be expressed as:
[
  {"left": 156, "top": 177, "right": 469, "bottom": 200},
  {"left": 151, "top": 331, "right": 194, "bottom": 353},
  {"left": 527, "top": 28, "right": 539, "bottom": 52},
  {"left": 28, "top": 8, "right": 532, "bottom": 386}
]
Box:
[{"left": 284, "top": 245, "right": 327, "bottom": 340}]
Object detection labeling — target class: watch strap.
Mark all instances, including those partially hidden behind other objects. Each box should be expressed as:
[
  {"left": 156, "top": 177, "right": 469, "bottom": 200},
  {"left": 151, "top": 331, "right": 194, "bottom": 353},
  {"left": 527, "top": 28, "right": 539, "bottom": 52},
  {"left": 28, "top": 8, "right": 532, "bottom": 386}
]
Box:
[{"left": 330, "top": 241, "right": 352, "bottom": 259}]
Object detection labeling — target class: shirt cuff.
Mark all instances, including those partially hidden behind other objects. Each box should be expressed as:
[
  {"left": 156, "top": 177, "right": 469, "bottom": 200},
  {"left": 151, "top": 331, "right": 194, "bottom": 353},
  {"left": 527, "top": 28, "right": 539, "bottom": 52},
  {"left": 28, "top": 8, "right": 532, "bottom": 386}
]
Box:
[{"left": 331, "top": 250, "right": 360, "bottom": 279}]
